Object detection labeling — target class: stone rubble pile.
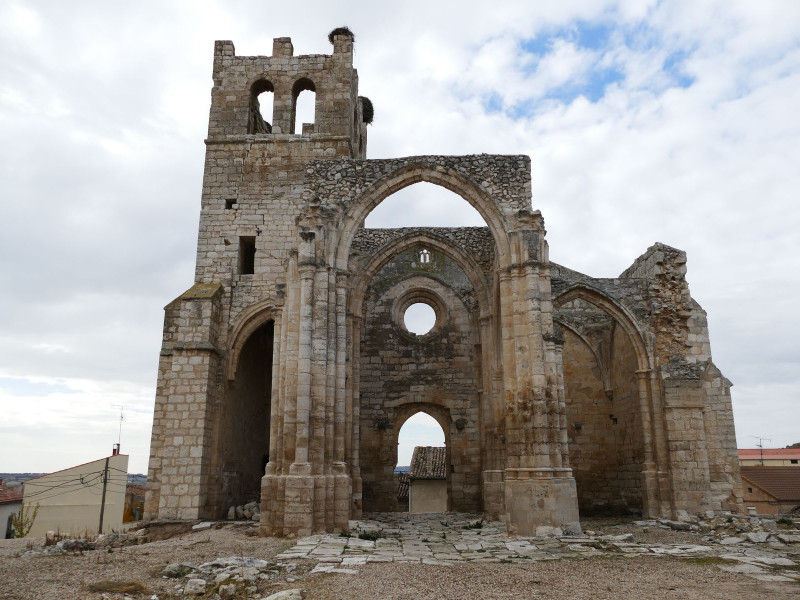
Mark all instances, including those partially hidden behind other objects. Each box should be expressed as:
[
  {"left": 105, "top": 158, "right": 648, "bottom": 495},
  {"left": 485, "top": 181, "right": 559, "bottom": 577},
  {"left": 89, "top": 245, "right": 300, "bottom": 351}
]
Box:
[
  {"left": 227, "top": 501, "right": 261, "bottom": 521},
  {"left": 160, "top": 556, "right": 298, "bottom": 598},
  {"left": 635, "top": 511, "right": 800, "bottom": 544},
  {"left": 19, "top": 529, "right": 150, "bottom": 556}
]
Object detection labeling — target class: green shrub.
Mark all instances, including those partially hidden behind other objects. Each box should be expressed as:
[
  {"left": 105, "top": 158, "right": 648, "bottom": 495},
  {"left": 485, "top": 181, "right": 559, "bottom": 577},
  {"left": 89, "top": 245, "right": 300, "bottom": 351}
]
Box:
[{"left": 11, "top": 503, "right": 39, "bottom": 538}]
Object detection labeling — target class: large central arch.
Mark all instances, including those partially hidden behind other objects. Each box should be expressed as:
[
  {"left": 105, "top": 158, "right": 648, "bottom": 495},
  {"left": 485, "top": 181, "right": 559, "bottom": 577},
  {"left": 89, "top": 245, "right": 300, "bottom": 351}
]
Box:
[{"left": 333, "top": 162, "right": 513, "bottom": 270}]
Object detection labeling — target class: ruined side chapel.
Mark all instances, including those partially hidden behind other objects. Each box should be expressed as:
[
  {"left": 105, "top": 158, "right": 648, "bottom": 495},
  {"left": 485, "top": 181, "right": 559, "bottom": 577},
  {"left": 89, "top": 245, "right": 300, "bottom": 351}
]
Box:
[{"left": 144, "top": 30, "right": 744, "bottom": 536}]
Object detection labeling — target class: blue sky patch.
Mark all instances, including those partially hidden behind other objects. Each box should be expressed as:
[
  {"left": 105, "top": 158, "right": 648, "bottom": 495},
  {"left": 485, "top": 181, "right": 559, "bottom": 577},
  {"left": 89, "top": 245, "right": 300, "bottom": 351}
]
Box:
[
  {"left": 574, "top": 21, "right": 615, "bottom": 50},
  {"left": 663, "top": 50, "right": 695, "bottom": 88},
  {"left": 483, "top": 92, "right": 503, "bottom": 114}
]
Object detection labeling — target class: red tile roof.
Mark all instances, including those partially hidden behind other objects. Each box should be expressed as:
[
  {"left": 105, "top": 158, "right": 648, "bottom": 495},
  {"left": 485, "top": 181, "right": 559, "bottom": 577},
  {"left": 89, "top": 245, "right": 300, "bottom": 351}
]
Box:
[
  {"left": 396, "top": 473, "right": 410, "bottom": 499},
  {"left": 740, "top": 466, "right": 800, "bottom": 501},
  {"left": 739, "top": 449, "right": 800, "bottom": 460},
  {"left": 409, "top": 446, "right": 447, "bottom": 480},
  {"left": 0, "top": 487, "right": 23, "bottom": 505}
]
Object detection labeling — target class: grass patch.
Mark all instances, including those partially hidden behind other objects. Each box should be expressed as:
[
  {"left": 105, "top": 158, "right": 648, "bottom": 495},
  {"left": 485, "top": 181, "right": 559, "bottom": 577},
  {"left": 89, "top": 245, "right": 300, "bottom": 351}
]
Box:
[
  {"left": 86, "top": 580, "right": 147, "bottom": 594},
  {"left": 339, "top": 529, "right": 352, "bottom": 538},
  {"left": 358, "top": 531, "right": 381, "bottom": 541},
  {"left": 463, "top": 520, "right": 483, "bottom": 530}
]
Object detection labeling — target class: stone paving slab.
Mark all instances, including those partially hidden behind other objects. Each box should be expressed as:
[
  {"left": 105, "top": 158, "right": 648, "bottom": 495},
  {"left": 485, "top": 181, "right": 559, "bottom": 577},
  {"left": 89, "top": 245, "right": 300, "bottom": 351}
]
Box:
[{"left": 279, "top": 512, "right": 799, "bottom": 584}]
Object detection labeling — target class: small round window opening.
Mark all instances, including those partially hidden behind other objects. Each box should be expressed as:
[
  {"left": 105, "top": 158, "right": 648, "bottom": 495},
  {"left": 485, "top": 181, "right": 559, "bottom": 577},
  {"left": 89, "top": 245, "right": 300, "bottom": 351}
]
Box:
[
  {"left": 403, "top": 302, "right": 436, "bottom": 335},
  {"left": 419, "top": 248, "right": 431, "bottom": 264}
]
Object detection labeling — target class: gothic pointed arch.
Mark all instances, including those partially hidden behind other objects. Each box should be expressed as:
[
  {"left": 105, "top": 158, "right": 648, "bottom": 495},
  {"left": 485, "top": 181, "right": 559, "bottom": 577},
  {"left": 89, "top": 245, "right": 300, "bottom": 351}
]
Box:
[
  {"left": 348, "top": 230, "right": 492, "bottom": 319},
  {"left": 554, "top": 283, "right": 651, "bottom": 371},
  {"left": 333, "top": 161, "right": 515, "bottom": 270}
]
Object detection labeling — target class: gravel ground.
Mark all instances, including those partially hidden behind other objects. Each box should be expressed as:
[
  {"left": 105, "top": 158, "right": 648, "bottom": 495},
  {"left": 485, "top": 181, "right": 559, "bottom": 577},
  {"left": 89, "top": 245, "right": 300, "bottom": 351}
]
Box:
[
  {"left": 0, "top": 518, "right": 797, "bottom": 600},
  {"left": 300, "top": 559, "right": 796, "bottom": 600}
]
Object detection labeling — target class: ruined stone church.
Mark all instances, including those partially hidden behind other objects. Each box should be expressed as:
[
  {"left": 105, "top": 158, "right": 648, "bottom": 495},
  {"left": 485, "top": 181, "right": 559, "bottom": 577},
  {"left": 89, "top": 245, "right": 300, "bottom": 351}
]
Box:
[{"left": 144, "top": 29, "right": 743, "bottom": 536}]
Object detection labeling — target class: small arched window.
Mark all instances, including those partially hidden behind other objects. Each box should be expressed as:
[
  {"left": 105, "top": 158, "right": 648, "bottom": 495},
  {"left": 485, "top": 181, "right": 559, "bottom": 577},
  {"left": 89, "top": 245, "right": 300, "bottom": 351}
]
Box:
[
  {"left": 419, "top": 248, "right": 431, "bottom": 264},
  {"left": 292, "top": 78, "right": 316, "bottom": 134},
  {"left": 249, "top": 79, "right": 274, "bottom": 134}
]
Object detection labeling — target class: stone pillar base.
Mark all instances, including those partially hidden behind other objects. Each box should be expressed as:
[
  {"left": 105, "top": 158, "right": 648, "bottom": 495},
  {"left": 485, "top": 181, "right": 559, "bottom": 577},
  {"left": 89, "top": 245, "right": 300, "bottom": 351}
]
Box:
[
  {"left": 260, "top": 470, "right": 353, "bottom": 536},
  {"left": 482, "top": 470, "right": 505, "bottom": 521},
  {"left": 504, "top": 468, "right": 580, "bottom": 536},
  {"left": 334, "top": 470, "right": 352, "bottom": 530},
  {"left": 350, "top": 468, "right": 362, "bottom": 519},
  {"left": 259, "top": 472, "right": 314, "bottom": 536}
]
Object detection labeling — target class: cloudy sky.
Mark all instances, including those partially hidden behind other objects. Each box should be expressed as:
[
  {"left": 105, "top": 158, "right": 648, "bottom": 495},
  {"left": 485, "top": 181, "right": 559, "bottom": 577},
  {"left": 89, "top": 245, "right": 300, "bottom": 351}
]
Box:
[{"left": 1, "top": 1, "right": 798, "bottom": 474}]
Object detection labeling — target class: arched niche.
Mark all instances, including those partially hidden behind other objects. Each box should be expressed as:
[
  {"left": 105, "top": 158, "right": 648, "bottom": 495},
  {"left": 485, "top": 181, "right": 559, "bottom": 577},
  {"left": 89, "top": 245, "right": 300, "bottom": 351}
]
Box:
[
  {"left": 554, "top": 285, "right": 652, "bottom": 516},
  {"left": 348, "top": 230, "right": 492, "bottom": 320}
]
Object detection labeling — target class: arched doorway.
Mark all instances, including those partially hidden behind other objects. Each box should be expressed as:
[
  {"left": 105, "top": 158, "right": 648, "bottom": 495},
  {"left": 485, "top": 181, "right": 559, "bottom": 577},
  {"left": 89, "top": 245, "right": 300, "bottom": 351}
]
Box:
[
  {"left": 396, "top": 411, "right": 447, "bottom": 512},
  {"left": 219, "top": 320, "right": 274, "bottom": 511}
]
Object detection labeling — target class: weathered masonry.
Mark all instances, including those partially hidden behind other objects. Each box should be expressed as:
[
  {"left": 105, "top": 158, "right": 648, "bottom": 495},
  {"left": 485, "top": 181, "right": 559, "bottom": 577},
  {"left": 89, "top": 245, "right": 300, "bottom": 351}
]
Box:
[{"left": 144, "top": 30, "right": 744, "bottom": 536}]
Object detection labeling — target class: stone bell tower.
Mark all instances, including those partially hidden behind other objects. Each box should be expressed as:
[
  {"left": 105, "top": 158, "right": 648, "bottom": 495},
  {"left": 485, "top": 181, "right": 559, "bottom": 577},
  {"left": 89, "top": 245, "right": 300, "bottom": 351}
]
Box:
[{"left": 145, "top": 29, "right": 370, "bottom": 531}]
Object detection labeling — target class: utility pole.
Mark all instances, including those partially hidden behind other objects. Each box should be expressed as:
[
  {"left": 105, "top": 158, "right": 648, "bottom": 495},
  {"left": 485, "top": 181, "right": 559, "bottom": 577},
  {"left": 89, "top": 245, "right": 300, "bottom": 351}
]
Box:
[
  {"left": 98, "top": 456, "right": 109, "bottom": 534},
  {"left": 751, "top": 436, "right": 771, "bottom": 466}
]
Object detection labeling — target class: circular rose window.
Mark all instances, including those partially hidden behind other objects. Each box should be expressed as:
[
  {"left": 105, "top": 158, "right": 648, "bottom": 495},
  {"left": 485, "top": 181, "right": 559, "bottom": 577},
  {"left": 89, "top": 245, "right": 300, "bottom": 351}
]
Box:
[{"left": 403, "top": 302, "right": 436, "bottom": 335}]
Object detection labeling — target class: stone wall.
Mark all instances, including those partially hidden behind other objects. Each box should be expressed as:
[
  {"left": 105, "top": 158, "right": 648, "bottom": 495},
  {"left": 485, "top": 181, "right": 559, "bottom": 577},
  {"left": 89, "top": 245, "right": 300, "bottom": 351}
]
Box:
[{"left": 359, "top": 258, "right": 482, "bottom": 512}]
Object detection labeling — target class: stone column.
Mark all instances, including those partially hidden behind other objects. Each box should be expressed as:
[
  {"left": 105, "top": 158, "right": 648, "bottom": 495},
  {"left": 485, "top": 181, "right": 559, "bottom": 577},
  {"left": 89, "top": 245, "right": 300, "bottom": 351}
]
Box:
[
  {"left": 479, "top": 313, "right": 505, "bottom": 519},
  {"left": 636, "top": 369, "right": 661, "bottom": 518},
  {"left": 333, "top": 271, "right": 351, "bottom": 529},
  {"left": 500, "top": 243, "right": 579, "bottom": 535},
  {"left": 649, "top": 369, "right": 675, "bottom": 516},
  {"left": 283, "top": 234, "right": 316, "bottom": 535}
]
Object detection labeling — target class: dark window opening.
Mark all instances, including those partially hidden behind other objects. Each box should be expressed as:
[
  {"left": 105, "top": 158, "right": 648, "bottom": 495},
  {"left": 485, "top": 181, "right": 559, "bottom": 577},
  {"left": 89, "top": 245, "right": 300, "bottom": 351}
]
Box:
[
  {"left": 747, "top": 487, "right": 753, "bottom": 493},
  {"left": 791, "top": 459, "right": 798, "bottom": 464},
  {"left": 239, "top": 236, "right": 256, "bottom": 275},
  {"left": 225, "top": 199, "right": 235, "bottom": 210}
]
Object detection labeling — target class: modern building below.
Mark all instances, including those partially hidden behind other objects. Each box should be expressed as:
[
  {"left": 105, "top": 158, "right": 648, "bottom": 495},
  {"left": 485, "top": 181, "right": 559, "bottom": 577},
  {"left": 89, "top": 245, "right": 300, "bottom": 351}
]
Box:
[
  {"left": 740, "top": 466, "right": 800, "bottom": 515},
  {"left": 22, "top": 453, "right": 128, "bottom": 537},
  {"left": 0, "top": 479, "right": 23, "bottom": 538},
  {"left": 408, "top": 447, "right": 447, "bottom": 514},
  {"left": 739, "top": 448, "right": 800, "bottom": 467}
]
